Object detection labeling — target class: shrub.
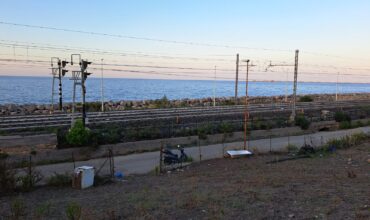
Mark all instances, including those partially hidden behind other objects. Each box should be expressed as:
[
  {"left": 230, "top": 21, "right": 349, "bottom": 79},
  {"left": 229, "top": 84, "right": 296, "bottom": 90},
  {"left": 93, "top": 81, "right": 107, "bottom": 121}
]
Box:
[
  {"left": 47, "top": 172, "right": 72, "bottom": 187},
  {"left": 299, "top": 95, "right": 313, "bottom": 102},
  {"left": 334, "top": 111, "right": 351, "bottom": 122},
  {"left": 66, "top": 120, "right": 91, "bottom": 146},
  {"left": 0, "top": 152, "right": 9, "bottom": 159},
  {"left": 85, "top": 102, "right": 101, "bottom": 112},
  {"left": 295, "top": 114, "right": 311, "bottom": 130},
  {"left": 286, "top": 144, "right": 299, "bottom": 153},
  {"left": 355, "top": 120, "right": 364, "bottom": 128},
  {"left": 339, "top": 121, "right": 352, "bottom": 129},
  {"left": 0, "top": 160, "right": 17, "bottom": 194},
  {"left": 18, "top": 170, "right": 43, "bottom": 192},
  {"left": 218, "top": 122, "right": 233, "bottom": 134},
  {"left": 154, "top": 95, "right": 170, "bottom": 108},
  {"left": 197, "top": 124, "right": 212, "bottom": 140},
  {"left": 96, "top": 127, "right": 121, "bottom": 144},
  {"left": 56, "top": 128, "right": 70, "bottom": 149}
]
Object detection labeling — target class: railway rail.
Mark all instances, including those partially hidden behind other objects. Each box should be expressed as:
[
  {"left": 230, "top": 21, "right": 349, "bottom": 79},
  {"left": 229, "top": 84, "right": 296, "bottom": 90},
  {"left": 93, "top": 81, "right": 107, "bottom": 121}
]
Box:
[{"left": 0, "top": 100, "right": 369, "bottom": 131}]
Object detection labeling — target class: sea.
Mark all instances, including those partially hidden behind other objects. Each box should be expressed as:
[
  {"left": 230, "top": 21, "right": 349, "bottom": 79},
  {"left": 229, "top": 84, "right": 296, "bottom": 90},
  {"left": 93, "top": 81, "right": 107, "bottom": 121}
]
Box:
[{"left": 0, "top": 76, "right": 370, "bottom": 105}]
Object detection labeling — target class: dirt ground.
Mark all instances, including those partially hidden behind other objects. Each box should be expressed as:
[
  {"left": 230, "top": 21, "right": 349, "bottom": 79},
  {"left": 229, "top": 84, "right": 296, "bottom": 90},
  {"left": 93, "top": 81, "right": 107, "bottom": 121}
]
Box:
[{"left": 0, "top": 144, "right": 369, "bottom": 219}]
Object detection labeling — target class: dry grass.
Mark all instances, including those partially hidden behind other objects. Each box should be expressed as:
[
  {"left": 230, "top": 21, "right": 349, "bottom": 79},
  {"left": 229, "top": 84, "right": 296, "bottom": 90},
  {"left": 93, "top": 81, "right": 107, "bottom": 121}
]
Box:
[{"left": 0, "top": 143, "right": 369, "bottom": 219}]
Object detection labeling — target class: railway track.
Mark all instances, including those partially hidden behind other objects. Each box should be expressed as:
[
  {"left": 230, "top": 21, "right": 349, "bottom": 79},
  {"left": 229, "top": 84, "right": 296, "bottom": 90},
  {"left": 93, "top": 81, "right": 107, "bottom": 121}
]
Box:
[{"left": 0, "top": 100, "right": 369, "bottom": 131}]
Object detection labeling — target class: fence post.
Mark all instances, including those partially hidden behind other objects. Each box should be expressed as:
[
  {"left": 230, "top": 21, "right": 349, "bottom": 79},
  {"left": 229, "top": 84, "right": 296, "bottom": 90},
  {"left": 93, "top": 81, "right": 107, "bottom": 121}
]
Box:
[
  {"left": 198, "top": 137, "right": 202, "bottom": 162},
  {"left": 28, "top": 155, "right": 32, "bottom": 187},
  {"left": 72, "top": 152, "right": 76, "bottom": 169},
  {"left": 159, "top": 142, "right": 163, "bottom": 174},
  {"left": 269, "top": 135, "right": 272, "bottom": 153}
]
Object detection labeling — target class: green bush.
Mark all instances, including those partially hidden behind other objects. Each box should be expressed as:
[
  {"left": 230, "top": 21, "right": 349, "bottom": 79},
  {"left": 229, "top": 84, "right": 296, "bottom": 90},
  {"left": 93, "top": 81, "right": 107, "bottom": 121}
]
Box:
[
  {"left": 66, "top": 120, "right": 91, "bottom": 146},
  {"left": 334, "top": 111, "right": 351, "bottom": 122},
  {"left": 295, "top": 114, "right": 311, "bottom": 130},
  {"left": 299, "top": 95, "right": 313, "bottom": 102}
]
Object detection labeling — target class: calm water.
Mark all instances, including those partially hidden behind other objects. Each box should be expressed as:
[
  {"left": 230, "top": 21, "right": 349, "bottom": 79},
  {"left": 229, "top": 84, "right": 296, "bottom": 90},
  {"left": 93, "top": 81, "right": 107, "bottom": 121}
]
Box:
[{"left": 0, "top": 76, "right": 369, "bottom": 104}]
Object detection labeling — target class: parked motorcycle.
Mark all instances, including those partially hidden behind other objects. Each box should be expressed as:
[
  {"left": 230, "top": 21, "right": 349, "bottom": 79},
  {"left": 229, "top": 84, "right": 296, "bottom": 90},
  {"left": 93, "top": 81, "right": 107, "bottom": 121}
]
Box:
[{"left": 162, "top": 145, "right": 188, "bottom": 165}]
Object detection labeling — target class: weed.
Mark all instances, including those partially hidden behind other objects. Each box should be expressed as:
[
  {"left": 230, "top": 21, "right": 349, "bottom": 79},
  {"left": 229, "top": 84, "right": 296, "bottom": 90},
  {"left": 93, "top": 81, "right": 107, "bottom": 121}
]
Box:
[
  {"left": 65, "top": 202, "right": 82, "bottom": 220},
  {"left": 47, "top": 172, "right": 72, "bottom": 187},
  {"left": 323, "top": 132, "right": 369, "bottom": 151},
  {"left": 286, "top": 144, "right": 299, "bottom": 153},
  {"left": 10, "top": 198, "right": 26, "bottom": 220},
  {"left": 339, "top": 121, "right": 352, "bottom": 129},
  {"left": 35, "top": 202, "right": 51, "bottom": 219},
  {"left": 18, "top": 158, "right": 43, "bottom": 192}
]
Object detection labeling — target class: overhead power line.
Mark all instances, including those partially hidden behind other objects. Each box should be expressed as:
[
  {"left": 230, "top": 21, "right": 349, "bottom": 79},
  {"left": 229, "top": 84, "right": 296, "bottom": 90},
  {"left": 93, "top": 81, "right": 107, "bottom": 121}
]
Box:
[
  {"left": 0, "top": 21, "right": 293, "bottom": 53},
  {"left": 1, "top": 57, "right": 370, "bottom": 78},
  {"left": 0, "top": 42, "right": 235, "bottom": 63}
]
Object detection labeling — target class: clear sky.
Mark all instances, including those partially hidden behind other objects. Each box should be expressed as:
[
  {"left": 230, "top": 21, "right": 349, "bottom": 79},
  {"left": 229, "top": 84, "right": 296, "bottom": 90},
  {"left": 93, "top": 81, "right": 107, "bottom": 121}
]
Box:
[{"left": 0, "top": 0, "right": 369, "bottom": 83}]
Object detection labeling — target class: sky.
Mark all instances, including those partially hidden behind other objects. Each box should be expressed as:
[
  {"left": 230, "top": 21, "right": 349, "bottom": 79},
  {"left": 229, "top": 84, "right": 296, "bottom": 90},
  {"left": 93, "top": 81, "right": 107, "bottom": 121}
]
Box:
[{"left": 0, "top": 0, "right": 369, "bottom": 83}]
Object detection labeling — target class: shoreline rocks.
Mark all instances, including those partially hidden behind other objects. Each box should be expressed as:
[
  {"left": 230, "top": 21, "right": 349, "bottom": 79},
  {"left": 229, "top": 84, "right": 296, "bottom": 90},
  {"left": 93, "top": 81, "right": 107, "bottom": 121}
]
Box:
[{"left": 1, "top": 93, "right": 370, "bottom": 116}]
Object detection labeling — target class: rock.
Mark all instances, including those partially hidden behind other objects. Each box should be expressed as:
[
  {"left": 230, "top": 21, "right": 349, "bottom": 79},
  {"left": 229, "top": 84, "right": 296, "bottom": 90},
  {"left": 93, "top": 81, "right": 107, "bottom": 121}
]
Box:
[
  {"left": 6, "top": 104, "right": 17, "bottom": 112},
  {"left": 24, "top": 104, "right": 37, "bottom": 112}
]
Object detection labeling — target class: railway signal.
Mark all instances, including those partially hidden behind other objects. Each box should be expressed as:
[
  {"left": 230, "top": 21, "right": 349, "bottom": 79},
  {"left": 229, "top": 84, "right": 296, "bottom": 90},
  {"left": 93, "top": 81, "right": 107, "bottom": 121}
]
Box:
[
  {"left": 51, "top": 57, "right": 68, "bottom": 112},
  {"left": 70, "top": 54, "right": 92, "bottom": 127}
]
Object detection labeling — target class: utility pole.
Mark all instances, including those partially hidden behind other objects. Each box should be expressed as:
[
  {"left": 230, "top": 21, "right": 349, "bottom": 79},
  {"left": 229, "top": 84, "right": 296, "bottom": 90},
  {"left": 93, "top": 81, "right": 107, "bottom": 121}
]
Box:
[
  {"left": 291, "top": 49, "right": 299, "bottom": 121},
  {"left": 241, "top": 60, "right": 256, "bottom": 150},
  {"left": 265, "top": 49, "right": 299, "bottom": 121},
  {"left": 336, "top": 72, "right": 339, "bottom": 101},
  {"left": 101, "top": 58, "right": 105, "bottom": 112},
  {"left": 213, "top": 66, "right": 217, "bottom": 107},
  {"left": 235, "top": 53, "right": 239, "bottom": 105}
]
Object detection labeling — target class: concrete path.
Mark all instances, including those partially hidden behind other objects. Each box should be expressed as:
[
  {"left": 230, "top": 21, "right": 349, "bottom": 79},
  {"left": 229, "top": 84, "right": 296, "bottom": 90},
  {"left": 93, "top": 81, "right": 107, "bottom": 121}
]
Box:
[{"left": 35, "top": 126, "right": 370, "bottom": 179}]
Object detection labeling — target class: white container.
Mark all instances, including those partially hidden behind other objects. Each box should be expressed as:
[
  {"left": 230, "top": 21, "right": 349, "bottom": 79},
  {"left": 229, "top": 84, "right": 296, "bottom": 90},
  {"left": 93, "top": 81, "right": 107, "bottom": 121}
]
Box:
[{"left": 73, "top": 166, "right": 95, "bottom": 189}]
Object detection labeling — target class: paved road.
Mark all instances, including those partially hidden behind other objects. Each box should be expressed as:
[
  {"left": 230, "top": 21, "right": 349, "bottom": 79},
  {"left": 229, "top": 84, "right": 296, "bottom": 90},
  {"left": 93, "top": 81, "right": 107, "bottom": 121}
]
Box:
[{"left": 34, "top": 126, "right": 370, "bottom": 180}]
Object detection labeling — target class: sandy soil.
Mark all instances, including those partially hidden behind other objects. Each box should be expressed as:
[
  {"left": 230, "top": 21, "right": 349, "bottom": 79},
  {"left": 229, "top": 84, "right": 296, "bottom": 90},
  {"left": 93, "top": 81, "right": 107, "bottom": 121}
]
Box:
[{"left": 0, "top": 144, "right": 369, "bottom": 219}]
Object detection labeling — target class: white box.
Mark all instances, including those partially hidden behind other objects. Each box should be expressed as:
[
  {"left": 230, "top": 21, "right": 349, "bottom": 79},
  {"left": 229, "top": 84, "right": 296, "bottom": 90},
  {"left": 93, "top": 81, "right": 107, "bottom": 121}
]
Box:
[{"left": 73, "top": 166, "right": 95, "bottom": 189}]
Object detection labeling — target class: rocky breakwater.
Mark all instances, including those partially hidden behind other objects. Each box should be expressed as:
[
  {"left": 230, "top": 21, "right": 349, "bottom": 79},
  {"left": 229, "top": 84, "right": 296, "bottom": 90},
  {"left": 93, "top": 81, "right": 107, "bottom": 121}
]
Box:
[{"left": 1, "top": 93, "right": 370, "bottom": 116}]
